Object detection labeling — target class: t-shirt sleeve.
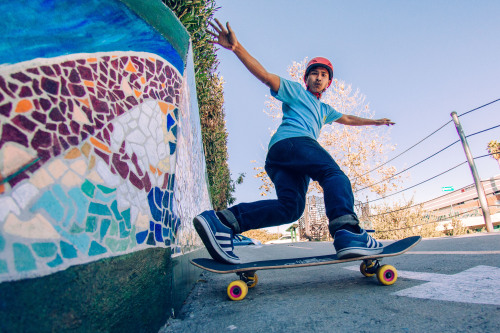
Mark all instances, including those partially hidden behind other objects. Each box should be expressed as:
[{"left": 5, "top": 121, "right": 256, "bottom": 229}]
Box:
[
  {"left": 271, "top": 77, "right": 302, "bottom": 105},
  {"left": 324, "top": 105, "right": 343, "bottom": 124}
]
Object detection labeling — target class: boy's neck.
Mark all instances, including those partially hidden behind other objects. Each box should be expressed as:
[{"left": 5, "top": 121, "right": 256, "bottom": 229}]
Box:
[{"left": 307, "top": 87, "right": 322, "bottom": 100}]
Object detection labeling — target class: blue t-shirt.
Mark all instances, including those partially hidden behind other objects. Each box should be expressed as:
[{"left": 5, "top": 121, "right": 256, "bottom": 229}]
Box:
[{"left": 268, "top": 77, "right": 343, "bottom": 149}]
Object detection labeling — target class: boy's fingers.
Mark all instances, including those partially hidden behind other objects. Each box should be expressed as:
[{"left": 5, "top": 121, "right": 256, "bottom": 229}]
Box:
[
  {"left": 214, "top": 18, "right": 226, "bottom": 33},
  {"left": 208, "top": 21, "right": 221, "bottom": 33},
  {"left": 206, "top": 30, "right": 218, "bottom": 38}
]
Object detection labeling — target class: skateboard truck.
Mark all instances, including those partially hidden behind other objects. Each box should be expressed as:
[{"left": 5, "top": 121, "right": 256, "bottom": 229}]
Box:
[{"left": 238, "top": 271, "right": 258, "bottom": 288}]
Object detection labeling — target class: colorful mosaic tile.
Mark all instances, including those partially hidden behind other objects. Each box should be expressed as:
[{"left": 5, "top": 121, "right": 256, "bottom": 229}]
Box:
[
  {"left": 0, "top": 0, "right": 214, "bottom": 284},
  {"left": 0, "top": 48, "right": 210, "bottom": 283}
]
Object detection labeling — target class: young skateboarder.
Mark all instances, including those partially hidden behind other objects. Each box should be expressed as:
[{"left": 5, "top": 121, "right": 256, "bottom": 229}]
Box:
[{"left": 194, "top": 19, "right": 395, "bottom": 264}]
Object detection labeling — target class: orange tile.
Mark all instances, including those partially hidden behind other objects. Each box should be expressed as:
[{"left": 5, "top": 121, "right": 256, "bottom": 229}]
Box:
[
  {"left": 15, "top": 99, "right": 33, "bottom": 113},
  {"left": 158, "top": 101, "right": 175, "bottom": 115},
  {"left": 89, "top": 155, "right": 96, "bottom": 170},
  {"left": 140, "top": 77, "right": 146, "bottom": 84},
  {"left": 149, "top": 165, "right": 157, "bottom": 174},
  {"left": 81, "top": 142, "right": 91, "bottom": 157},
  {"left": 83, "top": 80, "right": 95, "bottom": 87},
  {"left": 90, "top": 137, "right": 112, "bottom": 153},
  {"left": 125, "top": 61, "right": 137, "bottom": 73},
  {"left": 65, "top": 147, "right": 82, "bottom": 159},
  {"left": 134, "top": 89, "right": 142, "bottom": 98},
  {"left": 87, "top": 57, "right": 98, "bottom": 63},
  {"left": 77, "top": 98, "right": 90, "bottom": 107}
]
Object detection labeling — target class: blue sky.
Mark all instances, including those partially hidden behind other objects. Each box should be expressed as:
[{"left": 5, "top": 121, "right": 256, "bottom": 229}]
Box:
[{"left": 213, "top": 0, "right": 500, "bottom": 223}]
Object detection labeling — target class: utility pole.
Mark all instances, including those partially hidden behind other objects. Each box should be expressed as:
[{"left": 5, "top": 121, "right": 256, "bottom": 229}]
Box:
[{"left": 451, "top": 112, "right": 493, "bottom": 232}]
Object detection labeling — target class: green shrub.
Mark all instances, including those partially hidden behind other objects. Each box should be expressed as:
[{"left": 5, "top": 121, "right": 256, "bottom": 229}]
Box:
[{"left": 163, "top": 0, "right": 233, "bottom": 210}]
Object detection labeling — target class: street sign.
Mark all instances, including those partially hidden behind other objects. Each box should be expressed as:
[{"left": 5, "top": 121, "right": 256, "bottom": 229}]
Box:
[{"left": 442, "top": 186, "right": 454, "bottom": 192}]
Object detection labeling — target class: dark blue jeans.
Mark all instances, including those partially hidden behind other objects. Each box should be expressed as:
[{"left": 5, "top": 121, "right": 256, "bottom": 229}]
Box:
[{"left": 226, "top": 137, "right": 358, "bottom": 234}]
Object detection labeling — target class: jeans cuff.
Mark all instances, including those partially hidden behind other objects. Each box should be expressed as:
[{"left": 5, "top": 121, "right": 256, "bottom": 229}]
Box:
[
  {"left": 219, "top": 209, "right": 241, "bottom": 234},
  {"left": 328, "top": 214, "right": 359, "bottom": 236}
]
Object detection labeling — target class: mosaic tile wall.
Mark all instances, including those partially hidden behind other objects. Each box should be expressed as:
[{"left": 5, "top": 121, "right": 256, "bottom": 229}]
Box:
[{"left": 0, "top": 45, "right": 209, "bottom": 282}]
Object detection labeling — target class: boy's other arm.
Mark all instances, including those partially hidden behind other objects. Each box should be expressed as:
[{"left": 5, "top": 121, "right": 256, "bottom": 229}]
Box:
[
  {"left": 208, "top": 19, "right": 280, "bottom": 93},
  {"left": 335, "top": 115, "right": 395, "bottom": 126}
]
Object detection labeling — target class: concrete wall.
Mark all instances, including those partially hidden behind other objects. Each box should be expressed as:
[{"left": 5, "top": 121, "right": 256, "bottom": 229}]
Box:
[{"left": 0, "top": 0, "right": 210, "bottom": 330}]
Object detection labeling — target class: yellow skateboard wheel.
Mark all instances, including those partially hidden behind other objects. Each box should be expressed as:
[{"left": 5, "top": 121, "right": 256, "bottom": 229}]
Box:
[
  {"left": 376, "top": 264, "right": 398, "bottom": 285},
  {"left": 227, "top": 280, "right": 248, "bottom": 301},
  {"left": 360, "top": 261, "right": 376, "bottom": 277}
]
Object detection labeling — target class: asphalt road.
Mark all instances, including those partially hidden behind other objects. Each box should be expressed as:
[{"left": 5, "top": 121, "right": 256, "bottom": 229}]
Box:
[{"left": 160, "top": 233, "right": 500, "bottom": 332}]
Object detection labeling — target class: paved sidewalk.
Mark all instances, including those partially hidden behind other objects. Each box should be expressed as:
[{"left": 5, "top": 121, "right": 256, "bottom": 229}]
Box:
[{"left": 160, "top": 233, "right": 500, "bottom": 332}]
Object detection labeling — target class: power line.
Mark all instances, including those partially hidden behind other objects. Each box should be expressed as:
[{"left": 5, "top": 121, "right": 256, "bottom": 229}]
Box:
[
  {"left": 457, "top": 98, "right": 500, "bottom": 117},
  {"left": 465, "top": 123, "right": 500, "bottom": 139},
  {"left": 353, "top": 98, "right": 500, "bottom": 181},
  {"left": 352, "top": 119, "right": 452, "bottom": 181},
  {"left": 355, "top": 139, "right": 460, "bottom": 193},
  {"left": 367, "top": 161, "right": 467, "bottom": 204}
]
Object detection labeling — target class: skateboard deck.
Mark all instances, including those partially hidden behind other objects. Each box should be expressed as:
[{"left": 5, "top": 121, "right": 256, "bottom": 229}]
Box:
[{"left": 191, "top": 236, "right": 421, "bottom": 300}]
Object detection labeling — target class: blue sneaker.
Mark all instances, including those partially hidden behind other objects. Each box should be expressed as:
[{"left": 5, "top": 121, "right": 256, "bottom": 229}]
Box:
[
  {"left": 333, "top": 229, "right": 384, "bottom": 259},
  {"left": 193, "top": 210, "right": 241, "bottom": 264}
]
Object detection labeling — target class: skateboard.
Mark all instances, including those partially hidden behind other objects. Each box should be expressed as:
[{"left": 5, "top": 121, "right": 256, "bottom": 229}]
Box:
[{"left": 191, "top": 235, "right": 421, "bottom": 301}]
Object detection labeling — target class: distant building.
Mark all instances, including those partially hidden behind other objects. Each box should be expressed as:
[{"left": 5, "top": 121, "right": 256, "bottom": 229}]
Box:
[
  {"left": 298, "top": 196, "right": 330, "bottom": 241},
  {"left": 421, "top": 174, "right": 500, "bottom": 230},
  {"left": 298, "top": 175, "right": 500, "bottom": 239}
]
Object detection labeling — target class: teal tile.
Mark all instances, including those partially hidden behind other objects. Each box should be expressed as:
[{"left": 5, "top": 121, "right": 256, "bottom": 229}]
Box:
[
  {"left": 53, "top": 184, "right": 73, "bottom": 227},
  {"left": 70, "top": 223, "right": 85, "bottom": 234},
  {"left": 0, "top": 259, "right": 8, "bottom": 273},
  {"left": 95, "top": 188, "right": 115, "bottom": 203},
  {"left": 109, "top": 219, "right": 118, "bottom": 236},
  {"left": 47, "top": 254, "right": 63, "bottom": 268},
  {"left": 81, "top": 180, "right": 95, "bottom": 198},
  {"left": 32, "top": 242, "right": 58, "bottom": 258},
  {"left": 58, "top": 231, "right": 90, "bottom": 254},
  {"left": 0, "top": 233, "right": 4, "bottom": 252},
  {"left": 60, "top": 241, "right": 78, "bottom": 259},
  {"left": 100, "top": 219, "right": 111, "bottom": 240},
  {"left": 30, "top": 190, "right": 64, "bottom": 222},
  {"left": 119, "top": 221, "right": 130, "bottom": 238},
  {"left": 97, "top": 185, "right": 116, "bottom": 194},
  {"left": 105, "top": 238, "right": 119, "bottom": 253},
  {"left": 88, "top": 241, "right": 107, "bottom": 256},
  {"left": 130, "top": 226, "right": 137, "bottom": 247},
  {"left": 68, "top": 187, "right": 90, "bottom": 224},
  {"left": 88, "top": 202, "right": 111, "bottom": 216},
  {"left": 85, "top": 216, "right": 98, "bottom": 232},
  {"left": 110, "top": 200, "right": 122, "bottom": 220},
  {"left": 13, "top": 243, "right": 37, "bottom": 272},
  {"left": 122, "top": 208, "right": 131, "bottom": 229},
  {"left": 116, "top": 238, "right": 129, "bottom": 252}
]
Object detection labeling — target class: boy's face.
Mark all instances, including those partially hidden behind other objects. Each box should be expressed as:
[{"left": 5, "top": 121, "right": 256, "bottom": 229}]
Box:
[{"left": 305, "top": 67, "right": 331, "bottom": 93}]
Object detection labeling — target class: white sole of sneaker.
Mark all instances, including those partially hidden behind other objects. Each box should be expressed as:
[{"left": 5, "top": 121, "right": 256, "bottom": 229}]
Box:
[
  {"left": 336, "top": 247, "right": 384, "bottom": 259},
  {"left": 193, "top": 216, "right": 240, "bottom": 264}
]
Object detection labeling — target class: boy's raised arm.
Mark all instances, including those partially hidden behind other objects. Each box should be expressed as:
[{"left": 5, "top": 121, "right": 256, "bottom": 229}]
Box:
[{"left": 208, "top": 19, "right": 280, "bottom": 93}]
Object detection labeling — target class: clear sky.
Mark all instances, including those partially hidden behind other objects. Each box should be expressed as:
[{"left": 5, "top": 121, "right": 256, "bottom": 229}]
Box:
[{"left": 212, "top": 0, "right": 500, "bottom": 227}]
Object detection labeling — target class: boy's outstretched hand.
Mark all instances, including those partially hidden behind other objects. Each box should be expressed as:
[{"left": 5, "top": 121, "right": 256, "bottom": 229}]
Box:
[
  {"left": 374, "top": 118, "right": 395, "bottom": 126},
  {"left": 208, "top": 19, "right": 238, "bottom": 51}
]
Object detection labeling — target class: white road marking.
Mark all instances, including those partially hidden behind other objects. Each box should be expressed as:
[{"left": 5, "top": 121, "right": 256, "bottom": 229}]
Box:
[
  {"left": 344, "top": 265, "right": 500, "bottom": 305},
  {"left": 408, "top": 250, "right": 500, "bottom": 255}
]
